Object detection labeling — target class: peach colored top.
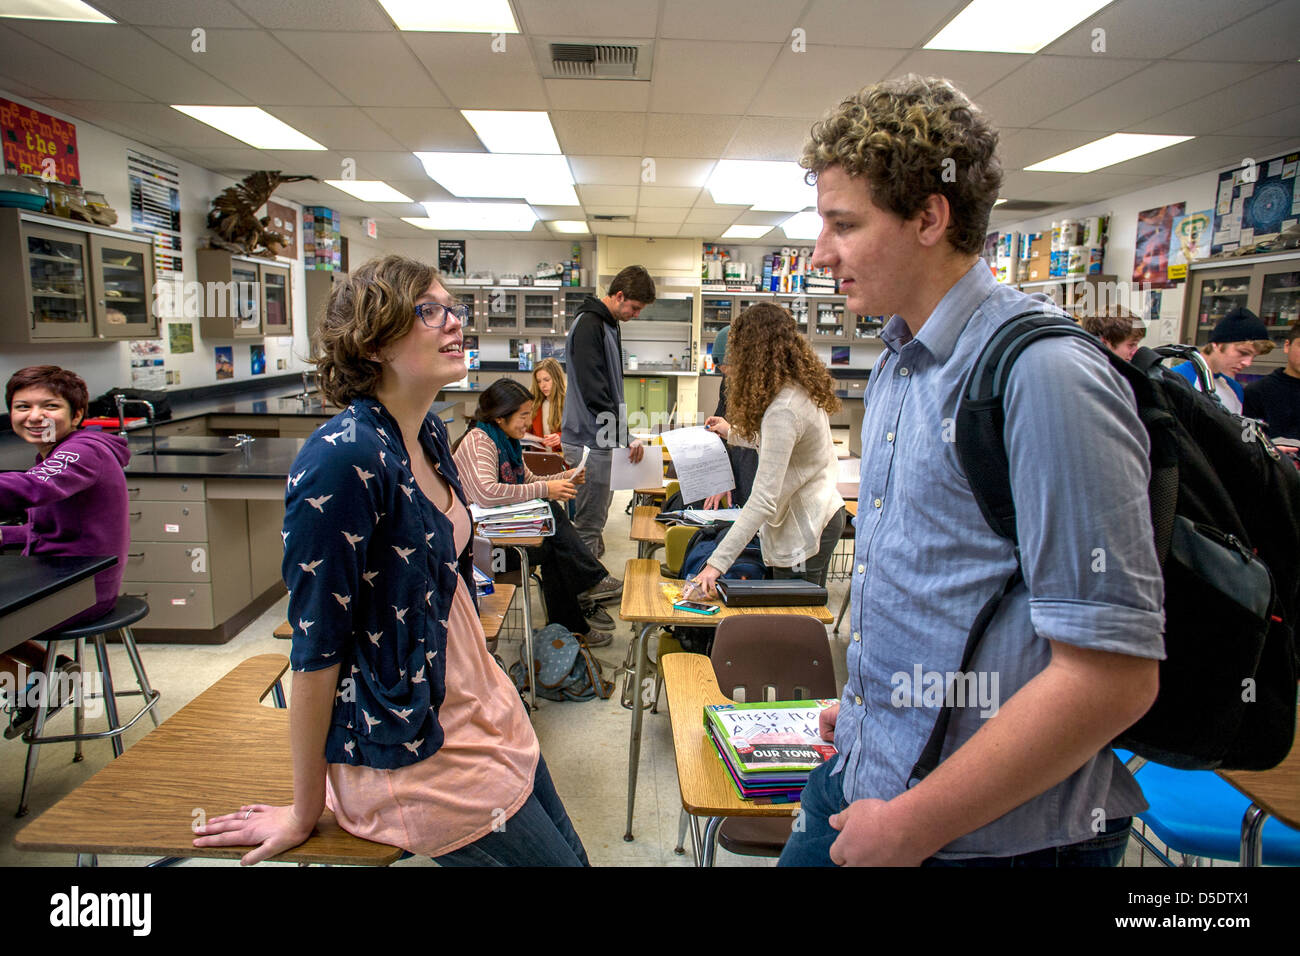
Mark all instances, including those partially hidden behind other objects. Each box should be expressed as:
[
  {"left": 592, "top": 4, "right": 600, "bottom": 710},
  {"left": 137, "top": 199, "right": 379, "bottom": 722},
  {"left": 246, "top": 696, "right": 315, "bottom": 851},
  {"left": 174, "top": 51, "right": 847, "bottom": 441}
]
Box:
[{"left": 324, "top": 492, "right": 539, "bottom": 857}]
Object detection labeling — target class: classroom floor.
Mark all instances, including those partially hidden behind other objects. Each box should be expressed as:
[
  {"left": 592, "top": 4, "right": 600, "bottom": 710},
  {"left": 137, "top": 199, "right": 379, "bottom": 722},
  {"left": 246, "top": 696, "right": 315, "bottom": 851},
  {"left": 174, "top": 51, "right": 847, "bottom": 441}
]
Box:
[{"left": 0, "top": 482, "right": 1229, "bottom": 868}]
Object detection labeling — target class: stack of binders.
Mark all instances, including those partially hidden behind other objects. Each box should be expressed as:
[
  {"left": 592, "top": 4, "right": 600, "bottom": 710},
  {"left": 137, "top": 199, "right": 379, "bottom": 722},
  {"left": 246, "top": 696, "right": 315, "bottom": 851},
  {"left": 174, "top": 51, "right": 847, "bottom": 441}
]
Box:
[{"left": 704, "top": 700, "right": 839, "bottom": 802}]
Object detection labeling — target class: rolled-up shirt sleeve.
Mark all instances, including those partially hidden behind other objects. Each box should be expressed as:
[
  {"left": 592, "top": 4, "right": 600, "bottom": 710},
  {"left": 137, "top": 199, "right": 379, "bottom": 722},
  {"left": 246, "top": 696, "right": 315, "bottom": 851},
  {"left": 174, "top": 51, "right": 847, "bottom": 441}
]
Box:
[{"left": 1003, "top": 337, "right": 1165, "bottom": 659}]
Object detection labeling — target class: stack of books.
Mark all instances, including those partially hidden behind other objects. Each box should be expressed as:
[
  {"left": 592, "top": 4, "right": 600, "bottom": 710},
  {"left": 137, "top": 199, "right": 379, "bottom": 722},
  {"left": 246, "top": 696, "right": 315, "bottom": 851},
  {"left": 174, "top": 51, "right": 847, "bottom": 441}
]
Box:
[
  {"left": 469, "top": 499, "right": 555, "bottom": 538},
  {"left": 704, "top": 700, "right": 838, "bottom": 802},
  {"left": 656, "top": 507, "right": 742, "bottom": 527}
]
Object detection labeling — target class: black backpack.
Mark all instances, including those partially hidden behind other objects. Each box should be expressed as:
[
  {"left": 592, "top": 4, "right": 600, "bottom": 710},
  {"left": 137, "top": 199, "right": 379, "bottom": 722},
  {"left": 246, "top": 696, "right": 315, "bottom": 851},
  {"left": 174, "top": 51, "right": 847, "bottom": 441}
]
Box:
[
  {"left": 673, "top": 524, "right": 768, "bottom": 654},
  {"left": 912, "top": 310, "right": 1300, "bottom": 781}
]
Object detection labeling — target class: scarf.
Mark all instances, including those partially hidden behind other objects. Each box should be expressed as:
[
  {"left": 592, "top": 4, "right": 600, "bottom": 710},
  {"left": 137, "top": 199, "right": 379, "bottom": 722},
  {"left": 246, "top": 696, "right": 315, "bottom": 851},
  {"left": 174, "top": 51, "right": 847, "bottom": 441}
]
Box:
[{"left": 474, "top": 420, "right": 526, "bottom": 484}]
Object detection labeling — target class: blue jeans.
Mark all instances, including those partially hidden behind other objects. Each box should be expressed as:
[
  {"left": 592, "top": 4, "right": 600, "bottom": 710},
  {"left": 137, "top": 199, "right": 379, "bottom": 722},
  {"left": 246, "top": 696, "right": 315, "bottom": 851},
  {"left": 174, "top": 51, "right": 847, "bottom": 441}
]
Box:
[
  {"left": 779, "top": 755, "right": 1131, "bottom": 867},
  {"left": 433, "top": 757, "right": 590, "bottom": 867}
]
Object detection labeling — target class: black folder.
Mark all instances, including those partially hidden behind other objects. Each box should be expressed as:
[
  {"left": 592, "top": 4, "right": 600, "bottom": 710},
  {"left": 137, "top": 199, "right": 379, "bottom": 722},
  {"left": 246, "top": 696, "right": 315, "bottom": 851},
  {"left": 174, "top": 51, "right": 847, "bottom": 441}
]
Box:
[{"left": 715, "top": 578, "right": 828, "bottom": 607}]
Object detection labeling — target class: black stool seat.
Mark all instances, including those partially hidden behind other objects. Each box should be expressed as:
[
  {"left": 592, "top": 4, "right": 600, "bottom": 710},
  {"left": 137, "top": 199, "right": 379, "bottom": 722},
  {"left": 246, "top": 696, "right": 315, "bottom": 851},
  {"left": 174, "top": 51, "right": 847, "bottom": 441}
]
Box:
[{"left": 52, "top": 596, "right": 150, "bottom": 639}]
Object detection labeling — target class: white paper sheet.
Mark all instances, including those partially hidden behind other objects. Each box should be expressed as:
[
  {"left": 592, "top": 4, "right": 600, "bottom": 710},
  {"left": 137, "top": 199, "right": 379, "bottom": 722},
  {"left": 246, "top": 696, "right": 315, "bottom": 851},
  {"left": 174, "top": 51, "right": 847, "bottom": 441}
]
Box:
[
  {"left": 610, "top": 443, "right": 665, "bottom": 490},
  {"left": 658, "top": 426, "right": 735, "bottom": 503},
  {"left": 838, "top": 457, "right": 861, "bottom": 483}
]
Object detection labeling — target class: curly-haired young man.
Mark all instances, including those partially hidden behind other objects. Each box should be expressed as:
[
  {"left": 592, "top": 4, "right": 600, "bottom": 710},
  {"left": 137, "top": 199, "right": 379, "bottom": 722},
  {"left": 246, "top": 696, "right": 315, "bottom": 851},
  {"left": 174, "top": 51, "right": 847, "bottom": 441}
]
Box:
[{"left": 781, "top": 75, "right": 1164, "bottom": 868}]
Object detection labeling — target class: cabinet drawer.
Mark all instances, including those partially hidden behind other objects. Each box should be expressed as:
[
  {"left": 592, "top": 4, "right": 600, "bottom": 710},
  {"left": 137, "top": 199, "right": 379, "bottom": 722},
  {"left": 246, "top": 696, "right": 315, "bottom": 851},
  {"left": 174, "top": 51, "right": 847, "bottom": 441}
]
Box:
[
  {"left": 151, "top": 419, "right": 208, "bottom": 438},
  {"left": 120, "top": 583, "right": 214, "bottom": 629},
  {"left": 125, "top": 477, "right": 205, "bottom": 501},
  {"left": 122, "top": 541, "right": 211, "bottom": 583},
  {"left": 128, "top": 500, "right": 207, "bottom": 540}
]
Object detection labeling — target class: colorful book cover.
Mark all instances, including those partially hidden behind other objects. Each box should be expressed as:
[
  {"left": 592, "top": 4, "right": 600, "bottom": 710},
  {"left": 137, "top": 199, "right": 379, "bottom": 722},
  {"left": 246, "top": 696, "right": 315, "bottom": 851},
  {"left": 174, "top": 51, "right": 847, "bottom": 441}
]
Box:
[{"left": 704, "top": 700, "right": 837, "bottom": 775}]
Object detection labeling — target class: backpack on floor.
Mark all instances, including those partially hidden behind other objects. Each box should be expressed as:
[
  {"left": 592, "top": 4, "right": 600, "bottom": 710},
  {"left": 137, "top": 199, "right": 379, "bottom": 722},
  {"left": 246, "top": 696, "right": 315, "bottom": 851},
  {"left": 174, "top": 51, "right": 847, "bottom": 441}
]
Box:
[
  {"left": 675, "top": 524, "right": 768, "bottom": 654},
  {"left": 912, "top": 310, "right": 1300, "bottom": 780},
  {"left": 509, "top": 623, "right": 613, "bottom": 702}
]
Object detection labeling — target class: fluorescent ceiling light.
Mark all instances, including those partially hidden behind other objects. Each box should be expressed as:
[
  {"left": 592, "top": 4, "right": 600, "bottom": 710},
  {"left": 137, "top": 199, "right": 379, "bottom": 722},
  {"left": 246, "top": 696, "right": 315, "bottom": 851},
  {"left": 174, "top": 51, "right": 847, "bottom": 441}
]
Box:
[
  {"left": 0, "top": 0, "right": 113, "bottom": 22},
  {"left": 781, "top": 211, "right": 823, "bottom": 240},
  {"left": 416, "top": 202, "right": 538, "bottom": 231},
  {"left": 547, "top": 220, "right": 590, "bottom": 234},
  {"left": 722, "top": 225, "right": 773, "bottom": 240},
  {"left": 415, "top": 152, "right": 578, "bottom": 206},
  {"left": 377, "top": 0, "right": 518, "bottom": 32},
  {"left": 324, "top": 180, "right": 414, "bottom": 202},
  {"left": 462, "top": 111, "right": 560, "bottom": 154},
  {"left": 925, "top": 0, "right": 1111, "bottom": 54},
  {"left": 1025, "top": 133, "right": 1193, "bottom": 173},
  {"left": 708, "top": 161, "right": 816, "bottom": 212},
  {"left": 171, "top": 106, "right": 326, "bottom": 150}
]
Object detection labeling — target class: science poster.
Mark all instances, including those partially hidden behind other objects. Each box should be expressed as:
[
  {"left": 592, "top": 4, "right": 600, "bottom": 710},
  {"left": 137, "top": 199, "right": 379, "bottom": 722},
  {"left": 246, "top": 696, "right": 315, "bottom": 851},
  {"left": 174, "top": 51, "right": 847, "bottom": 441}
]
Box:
[
  {"left": 1167, "top": 208, "right": 1212, "bottom": 281},
  {"left": 1134, "top": 203, "right": 1184, "bottom": 290},
  {"left": 214, "top": 346, "right": 234, "bottom": 381}
]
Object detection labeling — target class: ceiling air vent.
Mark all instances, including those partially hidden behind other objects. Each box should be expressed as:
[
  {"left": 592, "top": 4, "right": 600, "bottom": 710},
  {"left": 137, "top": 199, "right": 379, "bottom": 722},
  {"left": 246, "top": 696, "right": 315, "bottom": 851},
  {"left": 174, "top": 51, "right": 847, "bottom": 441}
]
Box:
[
  {"left": 592, "top": 214, "right": 631, "bottom": 222},
  {"left": 538, "top": 40, "right": 653, "bottom": 80}
]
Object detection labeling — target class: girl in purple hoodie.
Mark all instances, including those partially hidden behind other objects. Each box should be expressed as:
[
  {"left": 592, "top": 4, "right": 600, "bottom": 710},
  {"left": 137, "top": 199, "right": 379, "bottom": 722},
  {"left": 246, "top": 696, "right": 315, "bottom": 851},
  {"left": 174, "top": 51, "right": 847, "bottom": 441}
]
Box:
[{"left": 1, "top": 366, "right": 131, "bottom": 684}]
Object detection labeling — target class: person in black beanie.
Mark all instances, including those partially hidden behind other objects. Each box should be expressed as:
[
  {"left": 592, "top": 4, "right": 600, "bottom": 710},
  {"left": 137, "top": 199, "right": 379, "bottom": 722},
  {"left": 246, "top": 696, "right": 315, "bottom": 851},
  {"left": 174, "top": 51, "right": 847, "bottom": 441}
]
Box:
[
  {"left": 1244, "top": 321, "right": 1300, "bottom": 439},
  {"left": 1173, "top": 306, "right": 1273, "bottom": 414}
]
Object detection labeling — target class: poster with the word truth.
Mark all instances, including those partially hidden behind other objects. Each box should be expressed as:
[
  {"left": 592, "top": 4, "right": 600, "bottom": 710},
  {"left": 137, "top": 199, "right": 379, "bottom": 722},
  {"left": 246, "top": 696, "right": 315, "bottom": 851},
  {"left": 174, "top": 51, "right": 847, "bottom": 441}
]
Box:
[
  {"left": 1134, "top": 203, "right": 1184, "bottom": 290},
  {"left": 0, "top": 97, "right": 79, "bottom": 184}
]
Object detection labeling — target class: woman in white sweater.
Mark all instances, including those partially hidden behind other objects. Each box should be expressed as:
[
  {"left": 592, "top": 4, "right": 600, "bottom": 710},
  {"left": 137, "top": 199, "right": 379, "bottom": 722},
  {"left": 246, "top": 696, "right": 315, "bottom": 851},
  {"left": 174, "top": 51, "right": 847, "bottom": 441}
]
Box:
[{"left": 695, "top": 303, "right": 846, "bottom": 596}]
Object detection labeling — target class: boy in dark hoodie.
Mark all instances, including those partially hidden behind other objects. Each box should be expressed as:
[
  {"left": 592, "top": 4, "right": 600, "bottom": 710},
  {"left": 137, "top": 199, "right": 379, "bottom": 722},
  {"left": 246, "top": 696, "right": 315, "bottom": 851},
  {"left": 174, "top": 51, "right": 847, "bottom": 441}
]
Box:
[{"left": 1, "top": 366, "right": 131, "bottom": 732}]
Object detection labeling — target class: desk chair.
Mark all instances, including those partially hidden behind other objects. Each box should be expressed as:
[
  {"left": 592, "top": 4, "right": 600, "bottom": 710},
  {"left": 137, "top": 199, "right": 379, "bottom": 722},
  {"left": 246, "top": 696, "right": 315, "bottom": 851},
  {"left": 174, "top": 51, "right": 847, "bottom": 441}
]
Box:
[
  {"left": 15, "top": 596, "right": 160, "bottom": 817},
  {"left": 679, "top": 614, "right": 838, "bottom": 864},
  {"left": 523, "top": 450, "right": 568, "bottom": 476},
  {"left": 1127, "top": 758, "right": 1300, "bottom": 867}
]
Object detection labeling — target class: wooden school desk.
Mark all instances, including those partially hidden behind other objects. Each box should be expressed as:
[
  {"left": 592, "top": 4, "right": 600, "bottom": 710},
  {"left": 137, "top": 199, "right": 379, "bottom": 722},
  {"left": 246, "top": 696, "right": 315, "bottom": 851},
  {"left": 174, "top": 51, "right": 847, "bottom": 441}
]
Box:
[
  {"left": 630, "top": 505, "right": 667, "bottom": 559},
  {"left": 661, "top": 652, "right": 806, "bottom": 865},
  {"left": 1217, "top": 703, "right": 1300, "bottom": 866},
  {"left": 476, "top": 582, "right": 516, "bottom": 643},
  {"left": 481, "top": 534, "right": 544, "bottom": 711},
  {"left": 14, "top": 654, "right": 402, "bottom": 866},
  {"left": 617, "top": 558, "right": 832, "bottom": 842}
]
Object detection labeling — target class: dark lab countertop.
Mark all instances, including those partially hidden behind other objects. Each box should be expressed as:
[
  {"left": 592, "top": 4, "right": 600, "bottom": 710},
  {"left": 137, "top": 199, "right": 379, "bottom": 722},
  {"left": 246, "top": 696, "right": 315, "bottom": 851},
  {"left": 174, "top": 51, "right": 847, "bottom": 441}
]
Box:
[{"left": 0, "top": 554, "right": 116, "bottom": 618}]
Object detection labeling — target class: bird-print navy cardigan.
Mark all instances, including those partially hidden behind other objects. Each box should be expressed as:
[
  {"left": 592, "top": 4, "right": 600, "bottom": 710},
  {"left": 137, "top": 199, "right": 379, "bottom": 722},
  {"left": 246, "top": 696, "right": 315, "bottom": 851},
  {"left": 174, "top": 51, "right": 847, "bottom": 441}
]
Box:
[{"left": 282, "top": 399, "right": 478, "bottom": 770}]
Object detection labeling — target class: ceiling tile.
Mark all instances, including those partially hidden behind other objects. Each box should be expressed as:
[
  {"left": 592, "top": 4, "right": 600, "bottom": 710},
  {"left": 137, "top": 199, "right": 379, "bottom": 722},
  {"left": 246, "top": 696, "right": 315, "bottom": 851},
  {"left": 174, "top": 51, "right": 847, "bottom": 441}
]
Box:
[
  {"left": 889, "top": 50, "right": 1035, "bottom": 98},
  {"left": 404, "top": 33, "right": 547, "bottom": 110},
  {"left": 643, "top": 113, "right": 742, "bottom": 159},
  {"left": 590, "top": 220, "right": 636, "bottom": 235},
  {"left": 513, "top": 0, "right": 660, "bottom": 38},
  {"left": 576, "top": 184, "right": 639, "bottom": 204},
  {"left": 30, "top": 98, "right": 157, "bottom": 147},
  {"left": 140, "top": 28, "right": 349, "bottom": 106},
  {"left": 633, "top": 206, "right": 688, "bottom": 224},
  {"left": 734, "top": 210, "right": 792, "bottom": 226},
  {"left": 683, "top": 206, "right": 743, "bottom": 225},
  {"left": 975, "top": 56, "right": 1150, "bottom": 128},
  {"left": 382, "top": 180, "right": 456, "bottom": 203},
  {"left": 531, "top": 205, "right": 586, "bottom": 220},
  {"left": 275, "top": 32, "right": 449, "bottom": 108},
  {"left": 1020, "top": 171, "right": 1153, "bottom": 203},
  {"left": 1171, "top": 1, "right": 1300, "bottom": 62},
  {"left": 3, "top": 22, "right": 244, "bottom": 105},
  {"left": 1034, "top": 60, "right": 1270, "bottom": 132},
  {"left": 47, "top": 101, "right": 252, "bottom": 148},
  {"left": 800, "top": 0, "right": 969, "bottom": 48},
  {"left": 723, "top": 115, "right": 815, "bottom": 161},
  {"left": 551, "top": 111, "right": 645, "bottom": 156},
  {"left": 1221, "top": 103, "right": 1300, "bottom": 139},
  {"left": 638, "top": 157, "right": 716, "bottom": 187},
  {"left": 1041, "top": 0, "right": 1276, "bottom": 59},
  {"left": 180, "top": 144, "right": 279, "bottom": 173},
  {"left": 343, "top": 151, "right": 431, "bottom": 181},
  {"left": 229, "top": 0, "right": 395, "bottom": 30},
  {"left": 751, "top": 46, "right": 909, "bottom": 117},
  {"left": 660, "top": 0, "right": 803, "bottom": 42},
  {"left": 91, "top": 0, "right": 258, "bottom": 27},
  {"left": 1131, "top": 64, "right": 1300, "bottom": 136},
  {"left": 543, "top": 79, "right": 651, "bottom": 112},
  {"left": 0, "top": 72, "right": 53, "bottom": 99},
  {"left": 998, "top": 128, "right": 1111, "bottom": 170},
  {"left": 568, "top": 157, "right": 642, "bottom": 186},
  {"left": 1102, "top": 135, "right": 1281, "bottom": 178},
  {"left": 637, "top": 186, "right": 702, "bottom": 207},
  {"left": 0, "top": 25, "right": 148, "bottom": 100},
  {"left": 365, "top": 108, "right": 482, "bottom": 152},
  {"left": 634, "top": 221, "right": 684, "bottom": 236},
  {"left": 648, "top": 40, "right": 781, "bottom": 115},
  {"left": 268, "top": 107, "right": 406, "bottom": 151}
]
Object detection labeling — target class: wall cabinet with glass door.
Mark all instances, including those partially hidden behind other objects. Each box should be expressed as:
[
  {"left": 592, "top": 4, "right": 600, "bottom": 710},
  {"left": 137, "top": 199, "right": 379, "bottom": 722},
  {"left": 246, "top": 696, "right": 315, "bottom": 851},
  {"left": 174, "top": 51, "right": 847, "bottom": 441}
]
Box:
[
  {"left": 196, "top": 249, "right": 289, "bottom": 339},
  {"left": 0, "top": 208, "right": 157, "bottom": 343},
  {"left": 809, "top": 297, "right": 848, "bottom": 340},
  {"left": 701, "top": 295, "right": 734, "bottom": 340},
  {"left": 260, "top": 262, "right": 292, "bottom": 337},
  {"left": 1184, "top": 252, "right": 1300, "bottom": 371}
]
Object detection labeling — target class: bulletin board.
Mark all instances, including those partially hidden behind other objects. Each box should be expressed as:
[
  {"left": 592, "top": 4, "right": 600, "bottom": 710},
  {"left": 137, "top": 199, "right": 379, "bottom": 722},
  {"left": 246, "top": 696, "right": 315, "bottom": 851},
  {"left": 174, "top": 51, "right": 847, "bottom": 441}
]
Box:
[{"left": 1211, "top": 151, "right": 1300, "bottom": 255}]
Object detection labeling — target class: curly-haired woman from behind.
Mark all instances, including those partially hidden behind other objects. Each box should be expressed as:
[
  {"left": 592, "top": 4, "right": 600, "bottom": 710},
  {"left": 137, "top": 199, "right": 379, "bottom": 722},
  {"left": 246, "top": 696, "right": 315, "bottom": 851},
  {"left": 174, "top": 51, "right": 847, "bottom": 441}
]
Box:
[{"left": 693, "top": 302, "right": 846, "bottom": 596}]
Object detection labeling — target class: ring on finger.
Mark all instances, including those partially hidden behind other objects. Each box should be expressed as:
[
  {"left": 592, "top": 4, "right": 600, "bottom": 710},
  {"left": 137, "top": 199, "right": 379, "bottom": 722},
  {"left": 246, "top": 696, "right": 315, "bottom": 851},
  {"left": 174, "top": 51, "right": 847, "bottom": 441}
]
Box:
[{"left": 243, "top": 808, "right": 254, "bottom": 820}]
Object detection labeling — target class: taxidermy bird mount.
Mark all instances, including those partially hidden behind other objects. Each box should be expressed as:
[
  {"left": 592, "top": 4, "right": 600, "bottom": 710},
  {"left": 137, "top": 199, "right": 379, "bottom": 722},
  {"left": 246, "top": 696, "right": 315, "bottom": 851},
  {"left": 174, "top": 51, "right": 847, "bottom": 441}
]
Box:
[{"left": 206, "top": 170, "right": 318, "bottom": 258}]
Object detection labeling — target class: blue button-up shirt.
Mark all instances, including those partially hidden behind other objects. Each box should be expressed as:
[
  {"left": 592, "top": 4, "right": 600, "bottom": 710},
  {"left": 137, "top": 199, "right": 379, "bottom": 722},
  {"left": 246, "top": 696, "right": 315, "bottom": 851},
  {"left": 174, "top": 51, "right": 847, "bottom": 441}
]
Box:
[
  {"left": 836, "top": 260, "right": 1165, "bottom": 858},
  {"left": 282, "top": 400, "right": 477, "bottom": 770}
]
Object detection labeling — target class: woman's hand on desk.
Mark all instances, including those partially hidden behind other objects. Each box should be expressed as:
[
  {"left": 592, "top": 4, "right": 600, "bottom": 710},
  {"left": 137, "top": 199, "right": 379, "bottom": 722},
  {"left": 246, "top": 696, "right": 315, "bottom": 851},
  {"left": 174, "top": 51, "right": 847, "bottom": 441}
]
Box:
[
  {"left": 192, "top": 803, "right": 316, "bottom": 866},
  {"left": 546, "top": 479, "right": 577, "bottom": 502},
  {"left": 690, "top": 564, "right": 722, "bottom": 599},
  {"left": 704, "top": 416, "right": 729, "bottom": 441}
]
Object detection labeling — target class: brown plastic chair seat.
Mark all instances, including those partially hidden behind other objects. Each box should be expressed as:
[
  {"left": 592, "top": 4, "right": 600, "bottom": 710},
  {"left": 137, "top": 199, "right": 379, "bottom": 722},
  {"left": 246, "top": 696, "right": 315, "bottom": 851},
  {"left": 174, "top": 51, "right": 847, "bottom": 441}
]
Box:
[{"left": 717, "top": 816, "right": 793, "bottom": 858}]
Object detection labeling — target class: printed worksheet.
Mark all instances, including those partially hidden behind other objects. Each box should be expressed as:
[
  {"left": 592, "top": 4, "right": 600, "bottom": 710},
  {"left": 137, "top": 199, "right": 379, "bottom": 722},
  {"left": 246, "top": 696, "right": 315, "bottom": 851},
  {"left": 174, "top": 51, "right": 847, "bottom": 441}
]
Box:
[{"left": 659, "top": 426, "right": 735, "bottom": 503}]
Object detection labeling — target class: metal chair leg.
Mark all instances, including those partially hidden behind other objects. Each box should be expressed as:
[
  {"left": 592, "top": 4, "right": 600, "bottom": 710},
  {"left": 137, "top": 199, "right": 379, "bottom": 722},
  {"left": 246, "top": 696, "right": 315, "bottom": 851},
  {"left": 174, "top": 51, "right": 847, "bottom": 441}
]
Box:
[
  {"left": 675, "top": 809, "right": 689, "bottom": 855},
  {"left": 834, "top": 588, "right": 850, "bottom": 633},
  {"left": 119, "top": 626, "right": 160, "bottom": 728},
  {"left": 1241, "top": 804, "right": 1268, "bottom": 867},
  {"left": 71, "top": 638, "right": 84, "bottom": 762},
  {"left": 702, "top": 816, "right": 724, "bottom": 867},
  {"left": 16, "top": 641, "right": 58, "bottom": 817},
  {"left": 92, "top": 632, "right": 124, "bottom": 758}
]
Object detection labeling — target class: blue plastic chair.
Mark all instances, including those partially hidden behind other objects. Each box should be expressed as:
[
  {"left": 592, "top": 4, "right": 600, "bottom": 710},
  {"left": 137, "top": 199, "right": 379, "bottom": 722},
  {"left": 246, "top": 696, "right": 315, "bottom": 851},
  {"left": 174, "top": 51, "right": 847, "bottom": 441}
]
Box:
[{"left": 1123, "top": 751, "right": 1300, "bottom": 866}]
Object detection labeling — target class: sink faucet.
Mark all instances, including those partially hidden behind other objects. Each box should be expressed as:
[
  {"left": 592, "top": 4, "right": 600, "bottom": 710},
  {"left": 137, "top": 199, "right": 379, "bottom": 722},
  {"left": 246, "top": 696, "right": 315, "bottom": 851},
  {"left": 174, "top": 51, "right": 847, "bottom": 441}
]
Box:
[
  {"left": 232, "top": 433, "right": 255, "bottom": 463},
  {"left": 115, "top": 394, "right": 158, "bottom": 456},
  {"left": 300, "top": 370, "right": 317, "bottom": 403}
]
